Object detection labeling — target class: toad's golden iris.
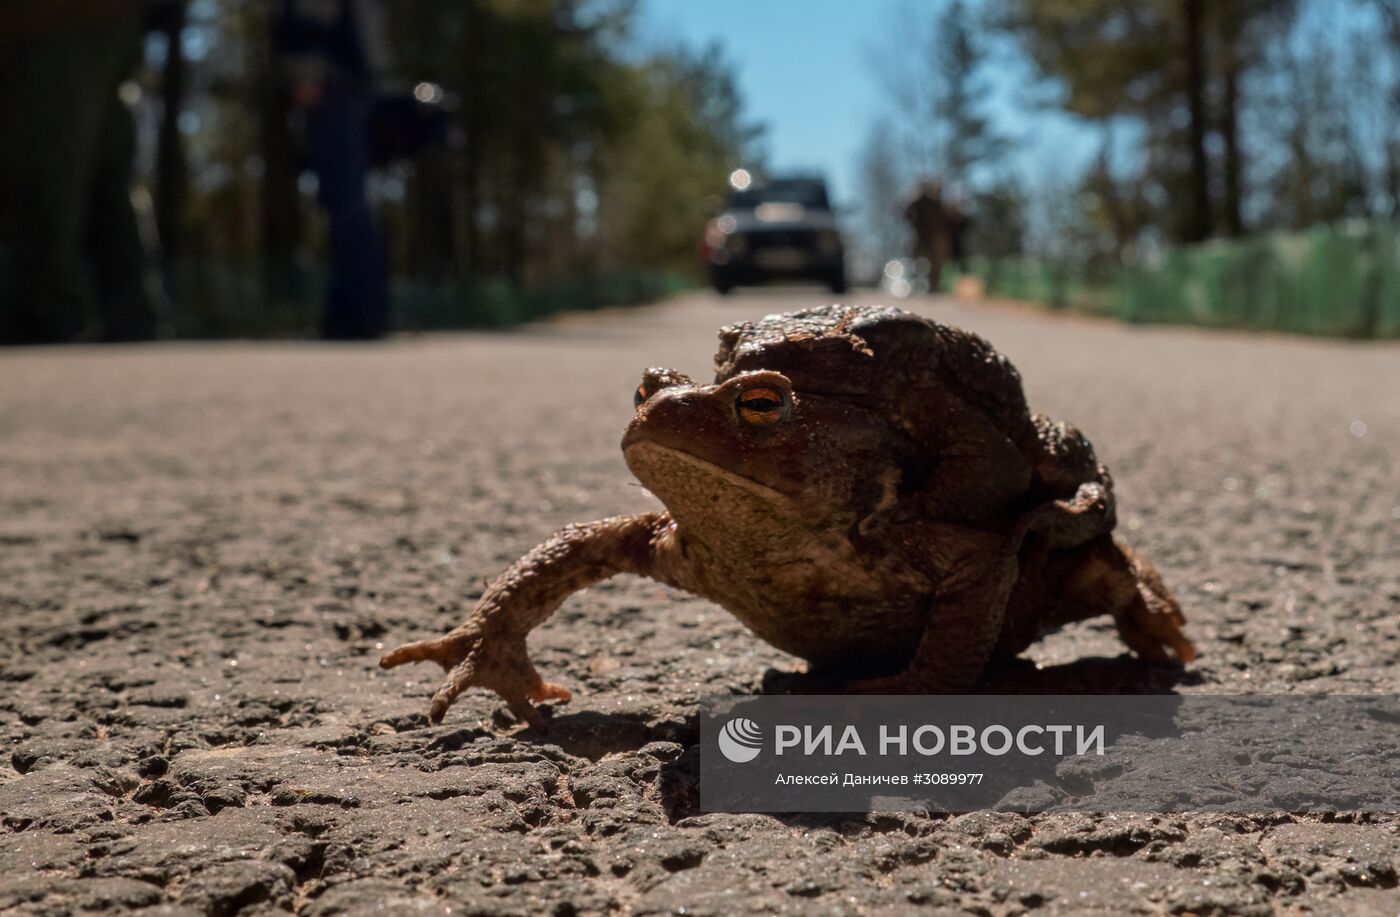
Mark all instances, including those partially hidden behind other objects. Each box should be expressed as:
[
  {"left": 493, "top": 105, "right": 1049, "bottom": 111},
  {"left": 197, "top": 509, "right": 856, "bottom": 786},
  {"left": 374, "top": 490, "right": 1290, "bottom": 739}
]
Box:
[{"left": 736, "top": 387, "right": 785, "bottom": 424}]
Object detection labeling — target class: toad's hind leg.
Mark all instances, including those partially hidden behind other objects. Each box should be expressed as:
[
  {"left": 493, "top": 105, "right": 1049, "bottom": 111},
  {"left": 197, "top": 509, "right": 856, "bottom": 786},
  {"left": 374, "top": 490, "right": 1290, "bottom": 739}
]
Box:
[
  {"left": 1002, "top": 536, "right": 1196, "bottom": 664},
  {"left": 1115, "top": 543, "right": 1196, "bottom": 663}
]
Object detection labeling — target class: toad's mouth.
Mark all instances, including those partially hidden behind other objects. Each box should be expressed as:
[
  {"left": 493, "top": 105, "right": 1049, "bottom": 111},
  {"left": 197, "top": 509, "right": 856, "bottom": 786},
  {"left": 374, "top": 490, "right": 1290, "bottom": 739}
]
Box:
[{"left": 622, "top": 440, "right": 795, "bottom": 502}]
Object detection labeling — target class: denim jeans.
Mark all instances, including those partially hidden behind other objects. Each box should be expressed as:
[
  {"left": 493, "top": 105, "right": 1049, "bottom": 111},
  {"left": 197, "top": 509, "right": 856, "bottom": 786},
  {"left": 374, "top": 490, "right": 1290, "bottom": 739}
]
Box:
[{"left": 305, "top": 84, "right": 389, "bottom": 339}]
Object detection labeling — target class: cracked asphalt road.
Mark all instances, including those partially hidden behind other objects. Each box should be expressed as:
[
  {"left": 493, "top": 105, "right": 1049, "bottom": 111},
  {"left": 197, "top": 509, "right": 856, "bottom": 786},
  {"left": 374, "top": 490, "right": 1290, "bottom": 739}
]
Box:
[{"left": 2, "top": 290, "right": 1398, "bottom": 915}]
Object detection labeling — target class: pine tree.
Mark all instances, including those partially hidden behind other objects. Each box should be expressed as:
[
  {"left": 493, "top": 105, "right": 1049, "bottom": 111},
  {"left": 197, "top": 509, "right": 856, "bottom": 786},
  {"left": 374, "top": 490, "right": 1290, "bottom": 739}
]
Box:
[{"left": 930, "top": 1, "right": 1007, "bottom": 190}]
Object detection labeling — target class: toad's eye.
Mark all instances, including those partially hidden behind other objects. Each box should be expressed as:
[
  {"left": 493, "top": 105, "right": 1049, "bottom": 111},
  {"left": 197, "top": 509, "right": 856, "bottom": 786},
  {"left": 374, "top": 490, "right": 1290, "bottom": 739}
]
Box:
[
  {"left": 633, "top": 385, "right": 649, "bottom": 409},
  {"left": 736, "top": 387, "right": 786, "bottom": 425}
]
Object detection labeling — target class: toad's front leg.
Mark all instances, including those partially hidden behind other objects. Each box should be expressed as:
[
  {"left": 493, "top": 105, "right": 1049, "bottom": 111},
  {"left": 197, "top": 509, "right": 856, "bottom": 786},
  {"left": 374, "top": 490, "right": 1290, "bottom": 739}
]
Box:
[
  {"left": 850, "top": 525, "right": 1018, "bottom": 694},
  {"left": 380, "top": 512, "right": 686, "bottom": 727}
]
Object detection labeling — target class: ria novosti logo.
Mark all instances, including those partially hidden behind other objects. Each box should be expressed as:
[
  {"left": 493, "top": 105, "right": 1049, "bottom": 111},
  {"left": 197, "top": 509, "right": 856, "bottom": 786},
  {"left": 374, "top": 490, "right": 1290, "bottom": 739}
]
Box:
[{"left": 717, "top": 717, "right": 763, "bottom": 763}]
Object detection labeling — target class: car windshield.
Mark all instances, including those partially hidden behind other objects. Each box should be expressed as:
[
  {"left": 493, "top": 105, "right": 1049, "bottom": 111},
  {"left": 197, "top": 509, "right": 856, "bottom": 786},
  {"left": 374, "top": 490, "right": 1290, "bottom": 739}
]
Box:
[{"left": 727, "top": 180, "right": 830, "bottom": 211}]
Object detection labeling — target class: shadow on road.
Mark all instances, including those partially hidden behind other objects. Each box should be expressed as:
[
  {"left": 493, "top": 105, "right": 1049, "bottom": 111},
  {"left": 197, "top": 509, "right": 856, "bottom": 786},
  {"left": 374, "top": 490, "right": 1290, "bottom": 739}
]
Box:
[{"left": 759, "top": 654, "right": 1198, "bottom": 698}]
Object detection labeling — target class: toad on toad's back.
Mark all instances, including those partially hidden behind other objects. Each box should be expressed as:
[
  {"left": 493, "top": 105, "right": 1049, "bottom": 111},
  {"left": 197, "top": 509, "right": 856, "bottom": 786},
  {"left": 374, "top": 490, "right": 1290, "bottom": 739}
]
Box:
[{"left": 381, "top": 304, "right": 1195, "bottom": 726}]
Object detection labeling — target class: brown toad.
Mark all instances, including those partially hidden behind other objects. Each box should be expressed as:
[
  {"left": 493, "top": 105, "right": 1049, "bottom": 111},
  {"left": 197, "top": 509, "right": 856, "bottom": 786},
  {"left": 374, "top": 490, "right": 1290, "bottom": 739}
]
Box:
[{"left": 381, "top": 304, "right": 1195, "bottom": 727}]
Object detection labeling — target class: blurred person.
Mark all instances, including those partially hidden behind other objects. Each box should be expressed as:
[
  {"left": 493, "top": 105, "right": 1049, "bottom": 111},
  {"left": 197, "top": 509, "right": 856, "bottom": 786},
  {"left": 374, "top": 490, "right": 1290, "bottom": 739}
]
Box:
[
  {"left": 276, "top": 0, "right": 391, "bottom": 340},
  {"left": 903, "top": 179, "right": 962, "bottom": 292},
  {"left": 947, "top": 191, "right": 971, "bottom": 273},
  {"left": 0, "top": 0, "right": 161, "bottom": 344}
]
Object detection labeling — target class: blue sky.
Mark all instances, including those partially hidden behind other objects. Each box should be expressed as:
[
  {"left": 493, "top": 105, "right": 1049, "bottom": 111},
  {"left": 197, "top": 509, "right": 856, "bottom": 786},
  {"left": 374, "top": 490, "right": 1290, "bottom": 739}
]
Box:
[
  {"left": 635, "top": 0, "right": 1105, "bottom": 207},
  {"left": 634, "top": 0, "right": 1384, "bottom": 217}
]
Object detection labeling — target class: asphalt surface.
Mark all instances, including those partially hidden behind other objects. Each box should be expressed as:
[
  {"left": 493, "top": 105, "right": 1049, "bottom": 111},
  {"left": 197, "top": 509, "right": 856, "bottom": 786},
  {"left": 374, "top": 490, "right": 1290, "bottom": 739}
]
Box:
[{"left": 1, "top": 289, "right": 1398, "bottom": 916}]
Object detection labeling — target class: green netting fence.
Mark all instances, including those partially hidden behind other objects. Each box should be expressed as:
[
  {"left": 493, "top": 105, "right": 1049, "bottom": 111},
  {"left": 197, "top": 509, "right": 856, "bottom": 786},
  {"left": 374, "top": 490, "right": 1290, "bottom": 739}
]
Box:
[{"left": 956, "top": 220, "right": 1400, "bottom": 339}]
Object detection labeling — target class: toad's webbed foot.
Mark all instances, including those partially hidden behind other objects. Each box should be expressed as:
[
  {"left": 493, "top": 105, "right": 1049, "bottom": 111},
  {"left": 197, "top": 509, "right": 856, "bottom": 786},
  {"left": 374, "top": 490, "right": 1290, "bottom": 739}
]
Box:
[
  {"left": 1114, "top": 544, "right": 1196, "bottom": 664},
  {"left": 380, "top": 628, "right": 571, "bottom": 729}
]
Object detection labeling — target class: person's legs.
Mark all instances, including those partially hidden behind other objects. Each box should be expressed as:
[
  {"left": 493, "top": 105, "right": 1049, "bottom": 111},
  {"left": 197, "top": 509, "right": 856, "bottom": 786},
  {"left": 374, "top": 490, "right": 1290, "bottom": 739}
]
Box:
[
  {"left": 0, "top": 32, "right": 105, "bottom": 343},
  {"left": 0, "top": 13, "right": 149, "bottom": 344},
  {"left": 305, "top": 85, "right": 389, "bottom": 340},
  {"left": 87, "top": 38, "right": 158, "bottom": 342},
  {"left": 927, "top": 254, "right": 944, "bottom": 292}
]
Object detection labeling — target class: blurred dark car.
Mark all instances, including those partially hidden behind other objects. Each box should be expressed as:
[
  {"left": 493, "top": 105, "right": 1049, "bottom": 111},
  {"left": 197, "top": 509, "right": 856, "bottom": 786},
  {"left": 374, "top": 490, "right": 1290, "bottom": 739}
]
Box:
[{"left": 700, "top": 173, "right": 847, "bottom": 294}]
